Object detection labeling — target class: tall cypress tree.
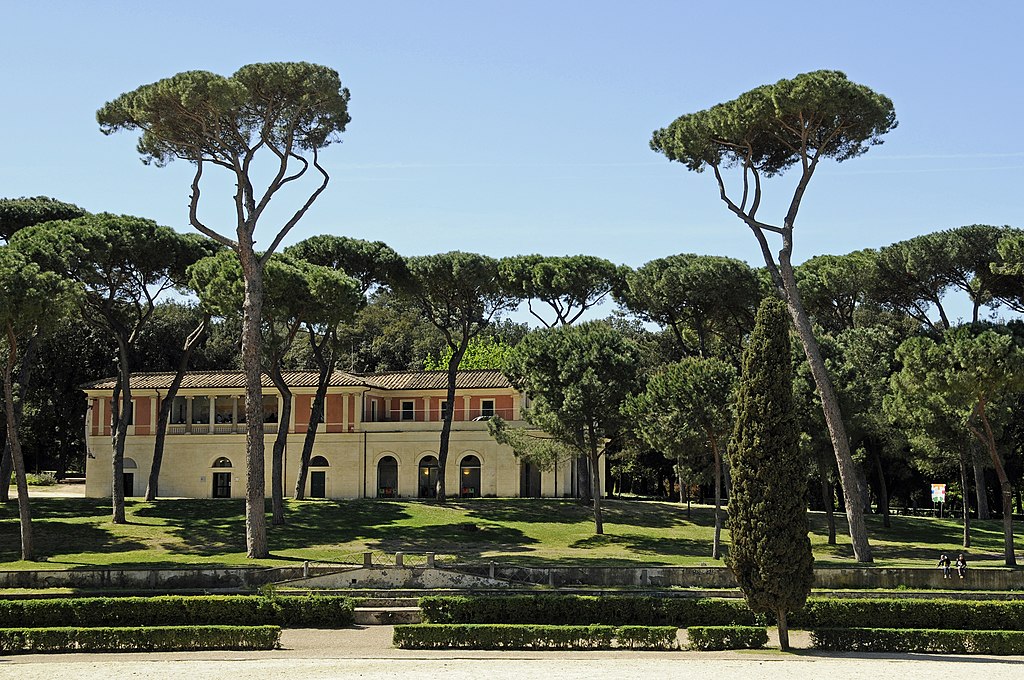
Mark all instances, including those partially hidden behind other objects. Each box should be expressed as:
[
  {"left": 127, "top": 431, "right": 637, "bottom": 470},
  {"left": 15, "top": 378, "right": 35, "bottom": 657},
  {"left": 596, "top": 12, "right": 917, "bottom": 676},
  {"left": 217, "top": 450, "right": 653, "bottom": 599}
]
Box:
[{"left": 728, "top": 297, "right": 814, "bottom": 651}]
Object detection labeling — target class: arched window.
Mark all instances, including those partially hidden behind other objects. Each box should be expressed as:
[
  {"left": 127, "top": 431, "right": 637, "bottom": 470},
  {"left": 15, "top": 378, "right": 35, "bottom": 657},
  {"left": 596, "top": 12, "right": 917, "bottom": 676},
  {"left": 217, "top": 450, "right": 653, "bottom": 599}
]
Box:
[
  {"left": 418, "top": 455, "right": 439, "bottom": 499},
  {"left": 212, "top": 457, "right": 232, "bottom": 468},
  {"left": 123, "top": 457, "right": 138, "bottom": 470},
  {"left": 377, "top": 456, "right": 398, "bottom": 498},
  {"left": 460, "top": 455, "right": 481, "bottom": 498},
  {"left": 309, "top": 455, "right": 329, "bottom": 467}
]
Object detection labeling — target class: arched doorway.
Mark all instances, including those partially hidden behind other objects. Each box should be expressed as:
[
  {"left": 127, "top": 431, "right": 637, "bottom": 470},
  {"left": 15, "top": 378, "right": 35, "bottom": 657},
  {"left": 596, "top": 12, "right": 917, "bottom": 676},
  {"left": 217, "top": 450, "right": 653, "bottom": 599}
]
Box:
[
  {"left": 309, "top": 455, "right": 329, "bottom": 498},
  {"left": 418, "top": 455, "right": 439, "bottom": 498},
  {"left": 377, "top": 456, "right": 398, "bottom": 498},
  {"left": 459, "top": 455, "right": 481, "bottom": 498},
  {"left": 212, "top": 456, "right": 232, "bottom": 498},
  {"left": 123, "top": 457, "right": 138, "bottom": 498}
]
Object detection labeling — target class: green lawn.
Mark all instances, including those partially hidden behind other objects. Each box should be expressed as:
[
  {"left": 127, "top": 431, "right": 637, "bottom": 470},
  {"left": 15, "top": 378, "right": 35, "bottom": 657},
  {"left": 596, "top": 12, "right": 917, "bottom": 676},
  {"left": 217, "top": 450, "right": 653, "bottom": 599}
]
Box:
[{"left": 0, "top": 497, "right": 1020, "bottom": 571}]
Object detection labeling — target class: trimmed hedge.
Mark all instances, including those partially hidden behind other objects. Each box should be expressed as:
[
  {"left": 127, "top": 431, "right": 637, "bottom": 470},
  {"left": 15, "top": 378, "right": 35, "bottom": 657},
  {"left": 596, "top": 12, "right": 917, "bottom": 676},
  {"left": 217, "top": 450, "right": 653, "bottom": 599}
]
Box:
[
  {"left": 0, "top": 595, "right": 354, "bottom": 629},
  {"left": 419, "top": 595, "right": 754, "bottom": 626},
  {"left": 794, "top": 599, "right": 1024, "bottom": 631},
  {"left": 420, "top": 596, "right": 1024, "bottom": 632},
  {"left": 687, "top": 625, "right": 768, "bottom": 651},
  {"left": 811, "top": 628, "right": 1024, "bottom": 655},
  {"left": 393, "top": 624, "right": 679, "bottom": 650},
  {"left": 0, "top": 625, "right": 280, "bottom": 653}
]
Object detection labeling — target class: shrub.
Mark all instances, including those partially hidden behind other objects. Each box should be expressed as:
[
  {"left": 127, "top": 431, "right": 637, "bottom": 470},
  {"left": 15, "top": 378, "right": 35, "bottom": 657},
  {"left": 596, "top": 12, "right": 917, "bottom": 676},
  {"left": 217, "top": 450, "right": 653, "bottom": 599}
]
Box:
[
  {"left": 687, "top": 625, "right": 768, "bottom": 651},
  {"left": 418, "top": 595, "right": 754, "bottom": 626},
  {"left": 0, "top": 625, "right": 280, "bottom": 653},
  {"left": 277, "top": 595, "right": 355, "bottom": 628},
  {"left": 811, "top": 628, "right": 1024, "bottom": 655},
  {"left": 393, "top": 624, "right": 618, "bottom": 650},
  {"left": 793, "top": 599, "right": 1024, "bottom": 631},
  {"left": 0, "top": 595, "right": 354, "bottom": 629},
  {"left": 615, "top": 626, "right": 679, "bottom": 650},
  {"left": 25, "top": 472, "right": 57, "bottom": 486}
]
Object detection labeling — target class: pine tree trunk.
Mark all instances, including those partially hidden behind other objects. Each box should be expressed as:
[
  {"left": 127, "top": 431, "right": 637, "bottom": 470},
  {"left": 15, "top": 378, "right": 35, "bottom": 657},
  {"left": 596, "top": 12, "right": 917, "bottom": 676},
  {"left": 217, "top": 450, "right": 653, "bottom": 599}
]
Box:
[
  {"left": 111, "top": 335, "right": 133, "bottom": 525},
  {"left": 0, "top": 333, "right": 36, "bottom": 503},
  {"left": 958, "top": 450, "right": 972, "bottom": 549},
  {"left": 576, "top": 454, "right": 592, "bottom": 504},
  {"left": 269, "top": 365, "right": 291, "bottom": 526},
  {"left": 873, "top": 450, "right": 890, "bottom": 528},
  {"left": 295, "top": 328, "right": 332, "bottom": 500},
  {"left": 0, "top": 442, "right": 10, "bottom": 503},
  {"left": 437, "top": 343, "right": 467, "bottom": 503},
  {"left": 588, "top": 429, "right": 603, "bottom": 535},
  {"left": 819, "top": 466, "right": 836, "bottom": 545},
  {"left": 778, "top": 254, "right": 872, "bottom": 562},
  {"left": 239, "top": 250, "right": 268, "bottom": 559},
  {"left": 969, "top": 399, "right": 1016, "bottom": 566},
  {"left": 711, "top": 437, "right": 722, "bottom": 560},
  {"left": 147, "top": 317, "right": 207, "bottom": 501},
  {"left": 3, "top": 325, "right": 34, "bottom": 560},
  {"left": 973, "top": 457, "right": 990, "bottom": 520}
]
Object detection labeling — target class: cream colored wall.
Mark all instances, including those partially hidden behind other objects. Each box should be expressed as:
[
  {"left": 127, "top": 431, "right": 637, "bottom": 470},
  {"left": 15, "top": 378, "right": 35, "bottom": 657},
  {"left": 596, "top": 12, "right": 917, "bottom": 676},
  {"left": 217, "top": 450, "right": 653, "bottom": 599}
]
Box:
[
  {"left": 84, "top": 386, "right": 596, "bottom": 500},
  {"left": 85, "top": 426, "right": 589, "bottom": 499}
]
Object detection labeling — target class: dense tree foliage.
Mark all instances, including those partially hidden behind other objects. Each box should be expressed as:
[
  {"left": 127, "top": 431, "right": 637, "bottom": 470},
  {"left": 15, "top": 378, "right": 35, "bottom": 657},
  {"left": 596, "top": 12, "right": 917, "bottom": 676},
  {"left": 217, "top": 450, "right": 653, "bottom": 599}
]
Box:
[
  {"left": 493, "top": 321, "right": 642, "bottom": 533},
  {"left": 99, "top": 61, "right": 351, "bottom": 558},
  {"left": 652, "top": 69, "right": 897, "bottom": 563},
  {"left": 615, "top": 254, "right": 762, "bottom": 361},
  {"left": 623, "top": 357, "right": 736, "bottom": 557},
  {"left": 392, "top": 252, "right": 520, "bottom": 501},
  {"left": 728, "top": 298, "right": 813, "bottom": 651}
]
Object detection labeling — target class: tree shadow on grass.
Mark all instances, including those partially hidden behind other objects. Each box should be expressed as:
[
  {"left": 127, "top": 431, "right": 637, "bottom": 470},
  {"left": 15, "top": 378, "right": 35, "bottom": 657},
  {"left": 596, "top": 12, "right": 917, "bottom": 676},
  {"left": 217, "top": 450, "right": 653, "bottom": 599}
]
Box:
[
  {"left": 0, "top": 497, "right": 112, "bottom": 521},
  {"left": 368, "top": 521, "right": 539, "bottom": 559},
  {"left": 0, "top": 520, "right": 148, "bottom": 565},
  {"left": 568, "top": 533, "right": 720, "bottom": 563},
  {"left": 459, "top": 498, "right": 698, "bottom": 530},
  {"left": 459, "top": 499, "right": 595, "bottom": 525}
]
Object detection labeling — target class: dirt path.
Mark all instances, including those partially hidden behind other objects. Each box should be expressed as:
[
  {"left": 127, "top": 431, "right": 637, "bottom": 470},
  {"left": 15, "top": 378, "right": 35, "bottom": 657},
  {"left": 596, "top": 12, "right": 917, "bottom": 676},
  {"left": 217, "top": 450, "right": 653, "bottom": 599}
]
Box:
[{"left": 2, "top": 627, "right": 1023, "bottom": 680}]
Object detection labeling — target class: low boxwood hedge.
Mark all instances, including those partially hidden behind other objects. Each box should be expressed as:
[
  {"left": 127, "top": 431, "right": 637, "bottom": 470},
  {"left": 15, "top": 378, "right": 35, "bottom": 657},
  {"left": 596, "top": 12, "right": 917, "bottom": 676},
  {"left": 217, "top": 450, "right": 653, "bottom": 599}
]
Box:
[
  {"left": 393, "top": 624, "right": 679, "bottom": 650},
  {"left": 687, "top": 625, "right": 768, "bottom": 651},
  {"left": 419, "top": 595, "right": 1024, "bottom": 632},
  {"left": 0, "top": 595, "right": 353, "bottom": 629},
  {"left": 0, "top": 625, "right": 280, "bottom": 653},
  {"left": 811, "top": 627, "right": 1024, "bottom": 655},
  {"left": 794, "top": 599, "right": 1024, "bottom": 631},
  {"left": 418, "top": 595, "right": 754, "bottom": 626}
]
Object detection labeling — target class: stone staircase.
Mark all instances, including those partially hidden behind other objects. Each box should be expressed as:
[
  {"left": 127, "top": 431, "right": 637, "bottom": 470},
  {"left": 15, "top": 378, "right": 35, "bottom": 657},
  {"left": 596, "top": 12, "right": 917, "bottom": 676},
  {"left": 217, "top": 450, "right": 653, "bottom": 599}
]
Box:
[{"left": 352, "top": 596, "right": 421, "bottom": 625}]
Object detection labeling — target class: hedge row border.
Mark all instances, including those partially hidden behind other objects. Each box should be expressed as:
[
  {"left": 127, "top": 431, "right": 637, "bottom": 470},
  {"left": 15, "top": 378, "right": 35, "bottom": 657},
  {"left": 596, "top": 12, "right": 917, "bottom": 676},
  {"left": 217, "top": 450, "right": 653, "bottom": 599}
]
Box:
[
  {"left": 0, "top": 595, "right": 354, "bottom": 629},
  {"left": 0, "top": 625, "right": 281, "bottom": 654},
  {"left": 811, "top": 628, "right": 1024, "bottom": 655}
]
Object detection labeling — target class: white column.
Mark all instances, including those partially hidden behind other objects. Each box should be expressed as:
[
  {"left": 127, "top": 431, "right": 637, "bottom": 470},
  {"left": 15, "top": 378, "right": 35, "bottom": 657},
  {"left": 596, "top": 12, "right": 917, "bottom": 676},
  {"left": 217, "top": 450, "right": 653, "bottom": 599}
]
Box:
[
  {"left": 342, "top": 393, "right": 349, "bottom": 432},
  {"left": 185, "top": 397, "right": 193, "bottom": 433},
  {"left": 208, "top": 395, "right": 216, "bottom": 433}
]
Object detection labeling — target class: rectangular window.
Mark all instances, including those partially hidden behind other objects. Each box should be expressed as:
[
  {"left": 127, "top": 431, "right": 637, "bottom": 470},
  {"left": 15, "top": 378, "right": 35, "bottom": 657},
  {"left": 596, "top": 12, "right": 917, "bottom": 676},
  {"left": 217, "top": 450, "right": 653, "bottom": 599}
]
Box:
[
  {"left": 401, "top": 401, "right": 415, "bottom": 421},
  {"left": 440, "top": 401, "right": 450, "bottom": 420},
  {"left": 370, "top": 400, "right": 378, "bottom": 422},
  {"left": 481, "top": 399, "right": 495, "bottom": 418},
  {"left": 111, "top": 400, "right": 134, "bottom": 425}
]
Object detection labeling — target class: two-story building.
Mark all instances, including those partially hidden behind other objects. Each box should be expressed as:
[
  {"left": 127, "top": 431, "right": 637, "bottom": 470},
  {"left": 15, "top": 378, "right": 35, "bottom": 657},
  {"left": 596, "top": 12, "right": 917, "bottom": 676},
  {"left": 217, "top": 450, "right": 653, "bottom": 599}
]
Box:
[{"left": 83, "top": 369, "right": 584, "bottom": 500}]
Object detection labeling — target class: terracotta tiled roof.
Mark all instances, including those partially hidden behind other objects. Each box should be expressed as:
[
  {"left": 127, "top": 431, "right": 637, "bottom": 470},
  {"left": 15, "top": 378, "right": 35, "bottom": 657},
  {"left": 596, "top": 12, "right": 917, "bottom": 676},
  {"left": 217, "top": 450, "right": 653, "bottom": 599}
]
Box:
[
  {"left": 82, "top": 369, "right": 512, "bottom": 392},
  {"left": 81, "top": 370, "right": 366, "bottom": 391},
  {"left": 362, "top": 370, "right": 511, "bottom": 391}
]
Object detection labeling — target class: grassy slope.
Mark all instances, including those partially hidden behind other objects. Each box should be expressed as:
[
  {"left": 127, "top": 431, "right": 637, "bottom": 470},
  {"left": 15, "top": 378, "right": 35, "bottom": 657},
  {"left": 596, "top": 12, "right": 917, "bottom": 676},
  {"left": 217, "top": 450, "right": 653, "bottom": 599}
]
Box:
[{"left": 0, "top": 497, "right": 1020, "bottom": 570}]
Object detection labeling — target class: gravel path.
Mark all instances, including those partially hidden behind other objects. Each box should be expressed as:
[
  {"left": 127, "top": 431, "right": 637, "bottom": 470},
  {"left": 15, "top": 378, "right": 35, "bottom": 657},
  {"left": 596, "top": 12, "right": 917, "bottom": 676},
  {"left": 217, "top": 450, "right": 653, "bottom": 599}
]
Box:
[{"left": 3, "top": 627, "right": 1023, "bottom": 680}]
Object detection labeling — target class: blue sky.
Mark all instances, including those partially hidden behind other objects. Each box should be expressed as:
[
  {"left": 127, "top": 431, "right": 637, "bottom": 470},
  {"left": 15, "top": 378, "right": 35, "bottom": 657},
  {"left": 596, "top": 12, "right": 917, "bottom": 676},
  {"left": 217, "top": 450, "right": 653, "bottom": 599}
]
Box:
[{"left": 3, "top": 1, "right": 1022, "bottom": 276}]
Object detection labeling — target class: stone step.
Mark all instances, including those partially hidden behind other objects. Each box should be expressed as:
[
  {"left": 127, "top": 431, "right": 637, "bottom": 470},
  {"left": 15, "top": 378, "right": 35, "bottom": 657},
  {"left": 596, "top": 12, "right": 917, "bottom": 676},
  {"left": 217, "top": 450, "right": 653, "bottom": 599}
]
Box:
[
  {"left": 353, "top": 606, "right": 422, "bottom": 625},
  {"left": 356, "top": 597, "right": 421, "bottom": 608}
]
